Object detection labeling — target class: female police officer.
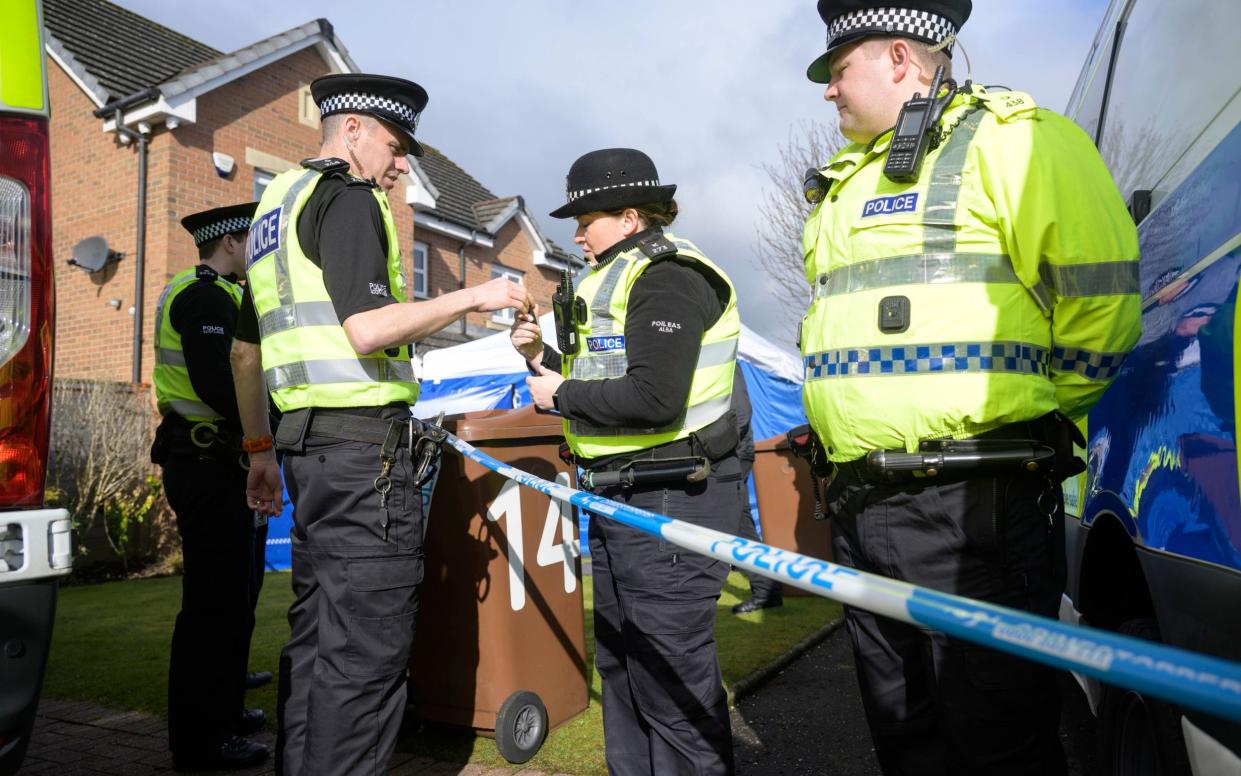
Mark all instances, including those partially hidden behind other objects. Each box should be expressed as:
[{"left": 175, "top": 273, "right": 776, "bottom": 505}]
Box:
[{"left": 512, "top": 148, "right": 744, "bottom": 776}]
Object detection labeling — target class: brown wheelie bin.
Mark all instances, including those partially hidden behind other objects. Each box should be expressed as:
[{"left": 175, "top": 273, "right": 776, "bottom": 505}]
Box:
[
  {"left": 409, "top": 405, "right": 587, "bottom": 764},
  {"left": 751, "top": 432, "right": 832, "bottom": 596}
]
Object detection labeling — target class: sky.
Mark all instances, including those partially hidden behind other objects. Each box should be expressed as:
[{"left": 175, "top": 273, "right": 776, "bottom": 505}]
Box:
[{"left": 114, "top": 0, "right": 1110, "bottom": 347}]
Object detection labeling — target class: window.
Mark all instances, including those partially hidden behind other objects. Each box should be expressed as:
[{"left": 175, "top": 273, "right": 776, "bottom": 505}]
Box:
[
  {"left": 490, "top": 266, "right": 524, "bottom": 324},
  {"left": 1097, "top": 0, "right": 1233, "bottom": 201},
  {"left": 412, "top": 241, "right": 429, "bottom": 299},
  {"left": 298, "top": 84, "right": 320, "bottom": 129},
  {"left": 253, "top": 168, "right": 275, "bottom": 200}
]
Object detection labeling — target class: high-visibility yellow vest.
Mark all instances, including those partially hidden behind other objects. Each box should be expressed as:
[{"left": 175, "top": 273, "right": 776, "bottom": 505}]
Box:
[
  {"left": 801, "top": 86, "right": 1141, "bottom": 461},
  {"left": 152, "top": 266, "right": 243, "bottom": 421},
  {"left": 246, "top": 165, "right": 418, "bottom": 411},
  {"left": 562, "top": 231, "right": 740, "bottom": 458}
]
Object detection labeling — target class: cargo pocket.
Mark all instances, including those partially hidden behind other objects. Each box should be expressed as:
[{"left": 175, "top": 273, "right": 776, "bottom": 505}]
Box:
[
  {"left": 623, "top": 598, "right": 722, "bottom": 723},
  {"left": 343, "top": 555, "right": 424, "bottom": 678}
]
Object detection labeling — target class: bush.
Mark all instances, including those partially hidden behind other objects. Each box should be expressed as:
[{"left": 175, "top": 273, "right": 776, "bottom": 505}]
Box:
[{"left": 45, "top": 379, "right": 171, "bottom": 574}]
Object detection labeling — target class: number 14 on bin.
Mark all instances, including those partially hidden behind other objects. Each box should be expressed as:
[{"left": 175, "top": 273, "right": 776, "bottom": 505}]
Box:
[{"left": 486, "top": 472, "right": 580, "bottom": 611}]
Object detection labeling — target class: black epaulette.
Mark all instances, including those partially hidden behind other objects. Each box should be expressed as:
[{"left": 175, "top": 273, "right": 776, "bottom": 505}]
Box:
[
  {"left": 300, "top": 156, "right": 350, "bottom": 175},
  {"left": 635, "top": 232, "right": 679, "bottom": 261},
  {"left": 195, "top": 264, "right": 219, "bottom": 282}
]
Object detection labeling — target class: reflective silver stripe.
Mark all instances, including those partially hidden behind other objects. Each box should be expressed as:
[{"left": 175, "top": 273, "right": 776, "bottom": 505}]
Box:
[
  {"left": 697, "top": 338, "right": 738, "bottom": 368},
  {"left": 571, "top": 352, "right": 628, "bottom": 380},
  {"left": 1039, "top": 261, "right": 1141, "bottom": 298},
  {"left": 922, "top": 107, "right": 986, "bottom": 253},
  {"left": 569, "top": 391, "right": 733, "bottom": 438},
  {"left": 152, "top": 279, "right": 178, "bottom": 353},
  {"left": 166, "top": 399, "right": 221, "bottom": 419},
  {"left": 569, "top": 338, "right": 736, "bottom": 381},
  {"left": 588, "top": 257, "right": 632, "bottom": 336},
  {"left": 264, "top": 357, "right": 415, "bottom": 391},
  {"left": 813, "top": 253, "right": 1017, "bottom": 298},
  {"left": 156, "top": 348, "right": 186, "bottom": 367},
  {"left": 258, "top": 300, "right": 339, "bottom": 338},
  {"left": 273, "top": 171, "right": 320, "bottom": 307}
]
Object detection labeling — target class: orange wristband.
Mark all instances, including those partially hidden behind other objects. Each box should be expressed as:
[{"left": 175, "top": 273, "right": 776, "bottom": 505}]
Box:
[{"left": 242, "top": 434, "right": 274, "bottom": 453}]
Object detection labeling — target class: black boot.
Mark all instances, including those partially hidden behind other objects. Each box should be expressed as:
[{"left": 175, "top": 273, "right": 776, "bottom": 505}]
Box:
[{"left": 172, "top": 735, "right": 269, "bottom": 772}]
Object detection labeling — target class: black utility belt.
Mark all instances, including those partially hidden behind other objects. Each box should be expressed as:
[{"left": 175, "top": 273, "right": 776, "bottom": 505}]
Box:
[
  {"left": 275, "top": 407, "right": 433, "bottom": 454},
  {"left": 854, "top": 437, "right": 1057, "bottom": 484},
  {"left": 307, "top": 412, "right": 423, "bottom": 447},
  {"left": 152, "top": 414, "right": 243, "bottom": 466},
  {"left": 856, "top": 412, "right": 1085, "bottom": 484}
]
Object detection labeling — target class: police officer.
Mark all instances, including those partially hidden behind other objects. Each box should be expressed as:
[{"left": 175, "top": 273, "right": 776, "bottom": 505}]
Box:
[
  {"left": 153, "top": 203, "right": 269, "bottom": 771},
  {"left": 233, "top": 73, "right": 526, "bottom": 776},
  {"left": 513, "top": 148, "right": 745, "bottom": 776},
  {"left": 731, "top": 372, "right": 783, "bottom": 615},
  {"left": 799, "top": 2, "right": 1141, "bottom": 773}
]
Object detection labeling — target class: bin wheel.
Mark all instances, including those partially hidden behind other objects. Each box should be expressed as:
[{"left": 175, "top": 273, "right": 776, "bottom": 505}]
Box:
[{"left": 494, "top": 690, "right": 548, "bottom": 764}]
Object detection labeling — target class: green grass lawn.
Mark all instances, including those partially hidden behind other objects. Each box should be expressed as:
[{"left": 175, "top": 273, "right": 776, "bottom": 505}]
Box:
[{"left": 46, "top": 568, "right": 839, "bottom": 775}]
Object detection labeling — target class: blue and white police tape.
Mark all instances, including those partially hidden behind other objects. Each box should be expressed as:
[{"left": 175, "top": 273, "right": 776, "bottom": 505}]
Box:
[{"left": 441, "top": 429, "right": 1241, "bottom": 723}]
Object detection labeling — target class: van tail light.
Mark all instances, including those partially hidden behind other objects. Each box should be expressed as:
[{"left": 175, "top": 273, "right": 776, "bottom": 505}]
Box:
[{"left": 0, "top": 115, "right": 53, "bottom": 507}]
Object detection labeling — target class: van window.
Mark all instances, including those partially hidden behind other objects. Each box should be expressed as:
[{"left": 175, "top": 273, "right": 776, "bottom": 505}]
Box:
[
  {"left": 1097, "top": 0, "right": 1240, "bottom": 201},
  {"left": 1065, "top": 17, "right": 1117, "bottom": 143}
]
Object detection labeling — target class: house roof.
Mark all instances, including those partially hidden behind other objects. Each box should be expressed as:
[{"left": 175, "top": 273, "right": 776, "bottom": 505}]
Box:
[
  {"left": 417, "top": 144, "right": 499, "bottom": 233},
  {"left": 44, "top": 0, "right": 582, "bottom": 268},
  {"left": 44, "top": 0, "right": 220, "bottom": 102}
]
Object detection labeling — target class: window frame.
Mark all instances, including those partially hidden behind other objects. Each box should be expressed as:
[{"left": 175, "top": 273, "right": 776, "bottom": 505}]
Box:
[{"left": 490, "top": 266, "right": 524, "bottom": 324}]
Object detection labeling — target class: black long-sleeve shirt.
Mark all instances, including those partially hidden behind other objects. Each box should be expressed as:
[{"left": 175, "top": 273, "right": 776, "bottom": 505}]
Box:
[
  {"left": 541, "top": 228, "right": 732, "bottom": 429},
  {"left": 169, "top": 275, "right": 242, "bottom": 428}
]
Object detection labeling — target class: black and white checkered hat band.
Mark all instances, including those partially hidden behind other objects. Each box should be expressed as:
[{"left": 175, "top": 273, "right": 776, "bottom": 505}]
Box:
[
  {"left": 827, "top": 7, "right": 956, "bottom": 51},
  {"left": 566, "top": 179, "right": 660, "bottom": 202},
  {"left": 192, "top": 217, "right": 251, "bottom": 246},
  {"left": 318, "top": 92, "right": 420, "bottom": 130}
]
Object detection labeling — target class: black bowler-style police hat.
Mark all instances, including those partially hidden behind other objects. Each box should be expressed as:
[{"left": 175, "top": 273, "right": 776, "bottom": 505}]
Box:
[
  {"left": 807, "top": 0, "right": 972, "bottom": 84},
  {"left": 549, "top": 148, "right": 677, "bottom": 219},
  {"left": 180, "top": 202, "right": 258, "bottom": 248},
  {"left": 311, "top": 73, "right": 429, "bottom": 157}
]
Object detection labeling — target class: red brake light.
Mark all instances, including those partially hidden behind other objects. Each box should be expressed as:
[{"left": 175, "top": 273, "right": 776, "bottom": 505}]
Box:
[{"left": 0, "top": 115, "right": 53, "bottom": 507}]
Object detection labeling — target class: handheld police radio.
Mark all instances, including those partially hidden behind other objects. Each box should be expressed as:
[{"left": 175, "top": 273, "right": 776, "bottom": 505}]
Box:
[
  {"left": 883, "top": 66, "right": 957, "bottom": 183},
  {"left": 552, "top": 269, "right": 586, "bottom": 355}
]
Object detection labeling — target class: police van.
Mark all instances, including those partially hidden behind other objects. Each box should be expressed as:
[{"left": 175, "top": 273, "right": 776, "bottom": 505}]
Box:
[
  {"left": 1063, "top": 0, "right": 1241, "bottom": 772},
  {"left": 0, "top": 1, "right": 74, "bottom": 773}
]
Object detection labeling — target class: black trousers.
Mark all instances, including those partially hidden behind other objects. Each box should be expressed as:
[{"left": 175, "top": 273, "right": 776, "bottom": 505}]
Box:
[
  {"left": 589, "top": 469, "right": 744, "bottom": 776},
  {"left": 164, "top": 452, "right": 256, "bottom": 755},
  {"left": 827, "top": 469, "right": 1068, "bottom": 776},
  {"left": 276, "top": 434, "right": 423, "bottom": 776}
]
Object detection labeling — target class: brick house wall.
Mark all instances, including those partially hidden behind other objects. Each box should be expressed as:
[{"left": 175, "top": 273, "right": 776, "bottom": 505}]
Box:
[{"left": 49, "top": 46, "right": 567, "bottom": 384}]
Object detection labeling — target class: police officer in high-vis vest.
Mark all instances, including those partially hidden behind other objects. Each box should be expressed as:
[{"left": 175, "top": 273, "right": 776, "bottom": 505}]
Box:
[
  {"left": 800, "top": 2, "right": 1141, "bottom": 773},
  {"left": 232, "top": 73, "right": 527, "bottom": 776},
  {"left": 152, "top": 203, "right": 270, "bottom": 771},
  {"left": 513, "top": 148, "right": 745, "bottom": 775}
]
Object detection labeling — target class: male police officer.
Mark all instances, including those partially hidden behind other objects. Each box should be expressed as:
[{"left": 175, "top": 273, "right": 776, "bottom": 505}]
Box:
[
  {"left": 516, "top": 148, "right": 745, "bottom": 775},
  {"left": 153, "top": 203, "right": 269, "bottom": 771},
  {"left": 233, "top": 73, "right": 526, "bottom": 776},
  {"left": 800, "top": 2, "right": 1140, "bottom": 773}
]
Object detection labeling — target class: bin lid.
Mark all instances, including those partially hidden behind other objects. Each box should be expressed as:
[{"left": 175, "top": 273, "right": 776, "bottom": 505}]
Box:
[
  {"left": 450, "top": 404, "right": 566, "bottom": 443},
  {"left": 754, "top": 432, "right": 792, "bottom": 453}
]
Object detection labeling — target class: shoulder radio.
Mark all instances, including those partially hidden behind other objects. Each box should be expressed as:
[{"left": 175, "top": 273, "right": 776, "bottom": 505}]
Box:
[
  {"left": 552, "top": 269, "right": 586, "bottom": 356},
  {"left": 883, "top": 66, "right": 957, "bottom": 183}
]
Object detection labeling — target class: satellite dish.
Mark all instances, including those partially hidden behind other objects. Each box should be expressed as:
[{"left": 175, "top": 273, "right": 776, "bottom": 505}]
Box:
[{"left": 69, "top": 237, "right": 122, "bottom": 272}]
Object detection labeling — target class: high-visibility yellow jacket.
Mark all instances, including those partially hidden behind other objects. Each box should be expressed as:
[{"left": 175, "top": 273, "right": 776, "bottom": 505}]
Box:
[
  {"left": 246, "top": 164, "right": 418, "bottom": 412},
  {"left": 152, "top": 266, "right": 243, "bottom": 421},
  {"left": 801, "top": 86, "right": 1140, "bottom": 461},
  {"left": 562, "top": 232, "right": 741, "bottom": 458}
]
